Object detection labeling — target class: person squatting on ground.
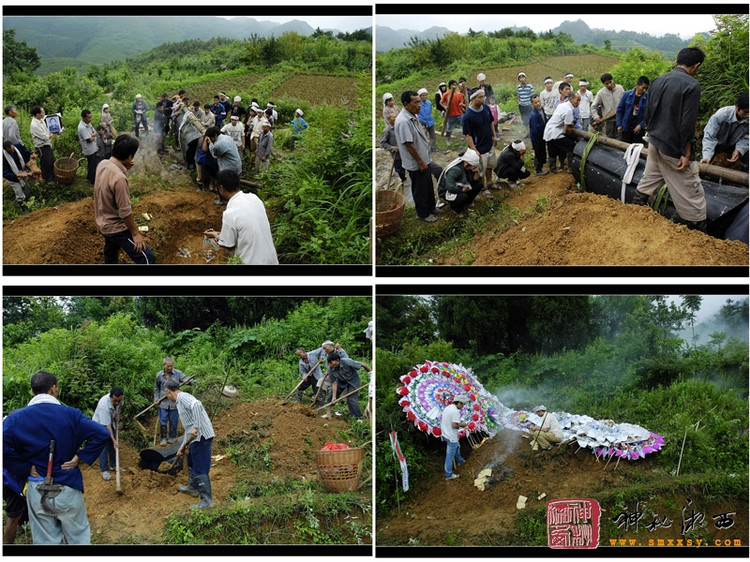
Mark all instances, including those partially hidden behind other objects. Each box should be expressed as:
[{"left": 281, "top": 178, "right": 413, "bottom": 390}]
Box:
[
  {"left": 632, "top": 47, "right": 707, "bottom": 232},
  {"left": 3, "top": 370, "right": 109, "bottom": 544},
  {"left": 154, "top": 358, "right": 192, "bottom": 445},
  {"left": 394, "top": 90, "right": 443, "bottom": 222},
  {"left": 436, "top": 148, "right": 483, "bottom": 217},
  {"left": 700, "top": 92, "right": 749, "bottom": 172},
  {"left": 494, "top": 140, "right": 531, "bottom": 188},
  {"left": 202, "top": 169, "right": 279, "bottom": 264},
  {"left": 616, "top": 76, "right": 650, "bottom": 144},
  {"left": 2, "top": 140, "right": 33, "bottom": 213},
  {"left": 93, "top": 134, "right": 156, "bottom": 264},
  {"left": 325, "top": 352, "right": 371, "bottom": 422},
  {"left": 528, "top": 405, "right": 563, "bottom": 451},
  {"left": 91, "top": 387, "right": 124, "bottom": 481},
  {"left": 441, "top": 394, "right": 468, "bottom": 480},
  {"left": 166, "top": 379, "right": 215, "bottom": 509}
]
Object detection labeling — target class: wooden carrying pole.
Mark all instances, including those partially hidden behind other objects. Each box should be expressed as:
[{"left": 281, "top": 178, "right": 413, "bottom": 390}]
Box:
[
  {"left": 316, "top": 384, "right": 368, "bottom": 411},
  {"left": 572, "top": 129, "right": 749, "bottom": 187},
  {"left": 115, "top": 419, "right": 122, "bottom": 493},
  {"left": 440, "top": 87, "right": 457, "bottom": 137}
]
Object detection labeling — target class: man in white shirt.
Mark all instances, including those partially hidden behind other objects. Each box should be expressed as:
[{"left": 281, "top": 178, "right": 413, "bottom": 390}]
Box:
[
  {"left": 77, "top": 109, "right": 100, "bottom": 185},
  {"left": 30, "top": 105, "right": 58, "bottom": 184},
  {"left": 91, "top": 387, "right": 124, "bottom": 481},
  {"left": 166, "top": 380, "right": 215, "bottom": 509},
  {"left": 440, "top": 394, "right": 468, "bottom": 480},
  {"left": 577, "top": 80, "right": 594, "bottom": 131},
  {"left": 528, "top": 405, "right": 563, "bottom": 451},
  {"left": 203, "top": 169, "right": 279, "bottom": 264},
  {"left": 543, "top": 91, "right": 581, "bottom": 173}
]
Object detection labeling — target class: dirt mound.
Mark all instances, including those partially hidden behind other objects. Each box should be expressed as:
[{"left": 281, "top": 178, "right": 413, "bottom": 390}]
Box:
[
  {"left": 3, "top": 187, "right": 230, "bottom": 264},
  {"left": 375, "top": 120, "right": 748, "bottom": 266},
  {"left": 469, "top": 174, "right": 749, "bottom": 266},
  {"left": 82, "top": 397, "right": 360, "bottom": 544}
]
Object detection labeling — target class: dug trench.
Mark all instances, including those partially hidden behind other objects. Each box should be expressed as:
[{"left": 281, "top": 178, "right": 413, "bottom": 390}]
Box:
[
  {"left": 377, "top": 429, "right": 748, "bottom": 547},
  {"left": 75, "top": 398, "right": 371, "bottom": 544}
]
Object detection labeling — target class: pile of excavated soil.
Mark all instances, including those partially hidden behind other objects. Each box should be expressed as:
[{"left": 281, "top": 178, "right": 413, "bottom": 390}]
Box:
[
  {"left": 3, "top": 188, "right": 230, "bottom": 265},
  {"left": 82, "top": 398, "right": 361, "bottom": 544}
]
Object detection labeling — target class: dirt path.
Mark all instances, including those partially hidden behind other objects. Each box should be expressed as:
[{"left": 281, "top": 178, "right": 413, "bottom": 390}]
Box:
[{"left": 82, "top": 398, "right": 363, "bottom": 544}]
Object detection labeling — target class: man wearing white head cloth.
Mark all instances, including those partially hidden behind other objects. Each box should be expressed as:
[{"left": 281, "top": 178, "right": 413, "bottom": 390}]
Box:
[
  {"left": 528, "top": 405, "right": 563, "bottom": 451},
  {"left": 417, "top": 88, "right": 438, "bottom": 152},
  {"left": 436, "top": 148, "right": 482, "bottom": 216},
  {"left": 475, "top": 72, "right": 494, "bottom": 100},
  {"left": 462, "top": 88, "right": 497, "bottom": 198},
  {"left": 494, "top": 140, "right": 531, "bottom": 188}
]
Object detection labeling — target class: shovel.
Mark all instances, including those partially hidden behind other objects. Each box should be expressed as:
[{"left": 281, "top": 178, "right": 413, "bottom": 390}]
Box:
[
  {"left": 166, "top": 433, "right": 195, "bottom": 471},
  {"left": 37, "top": 440, "right": 63, "bottom": 515},
  {"left": 281, "top": 358, "right": 322, "bottom": 405},
  {"left": 315, "top": 383, "right": 368, "bottom": 411},
  {"left": 115, "top": 419, "right": 122, "bottom": 493},
  {"left": 311, "top": 372, "right": 329, "bottom": 407}
]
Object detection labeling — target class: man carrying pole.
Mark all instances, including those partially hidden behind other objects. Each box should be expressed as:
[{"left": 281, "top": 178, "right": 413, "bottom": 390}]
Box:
[{"left": 166, "top": 380, "right": 215, "bottom": 509}]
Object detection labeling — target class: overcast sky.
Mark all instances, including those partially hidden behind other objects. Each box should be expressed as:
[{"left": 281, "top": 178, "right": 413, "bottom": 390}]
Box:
[
  {"left": 222, "top": 16, "right": 371, "bottom": 33},
  {"left": 375, "top": 13, "right": 718, "bottom": 40}
]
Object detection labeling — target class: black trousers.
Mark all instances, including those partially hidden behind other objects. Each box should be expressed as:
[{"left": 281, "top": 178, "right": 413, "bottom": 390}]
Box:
[
  {"left": 447, "top": 181, "right": 482, "bottom": 213},
  {"left": 532, "top": 140, "right": 548, "bottom": 171},
  {"left": 103, "top": 230, "right": 156, "bottom": 264},
  {"left": 408, "top": 161, "right": 442, "bottom": 219},
  {"left": 548, "top": 136, "right": 576, "bottom": 169},
  {"left": 86, "top": 153, "right": 100, "bottom": 185},
  {"left": 38, "top": 145, "right": 55, "bottom": 182}
]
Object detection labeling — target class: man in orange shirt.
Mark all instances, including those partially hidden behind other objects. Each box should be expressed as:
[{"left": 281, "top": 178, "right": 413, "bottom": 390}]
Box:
[{"left": 440, "top": 80, "right": 466, "bottom": 143}]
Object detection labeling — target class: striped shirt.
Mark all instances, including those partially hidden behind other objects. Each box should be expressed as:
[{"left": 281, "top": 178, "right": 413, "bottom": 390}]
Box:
[
  {"left": 176, "top": 391, "right": 215, "bottom": 447},
  {"left": 517, "top": 83, "right": 535, "bottom": 107}
]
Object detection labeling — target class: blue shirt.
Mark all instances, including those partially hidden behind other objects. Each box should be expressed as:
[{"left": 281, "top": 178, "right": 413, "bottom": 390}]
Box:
[
  {"left": 291, "top": 116, "right": 308, "bottom": 136},
  {"left": 418, "top": 100, "right": 435, "bottom": 128},
  {"left": 462, "top": 104, "right": 495, "bottom": 154},
  {"left": 616, "top": 88, "right": 649, "bottom": 132},
  {"left": 3, "top": 402, "right": 109, "bottom": 493},
  {"left": 529, "top": 107, "right": 547, "bottom": 145}
]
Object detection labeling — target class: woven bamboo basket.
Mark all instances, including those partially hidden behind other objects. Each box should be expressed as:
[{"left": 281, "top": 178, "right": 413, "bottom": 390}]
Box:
[
  {"left": 314, "top": 447, "right": 365, "bottom": 493},
  {"left": 375, "top": 190, "right": 405, "bottom": 239},
  {"left": 54, "top": 153, "right": 80, "bottom": 184}
]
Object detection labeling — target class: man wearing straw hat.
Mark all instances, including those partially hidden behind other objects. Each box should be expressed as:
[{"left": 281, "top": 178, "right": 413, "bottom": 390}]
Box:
[
  {"left": 528, "top": 405, "right": 563, "bottom": 451},
  {"left": 441, "top": 394, "right": 468, "bottom": 480}
]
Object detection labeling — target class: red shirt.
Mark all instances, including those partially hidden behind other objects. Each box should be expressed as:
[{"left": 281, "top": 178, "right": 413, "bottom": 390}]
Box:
[{"left": 441, "top": 90, "right": 465, "bottom": 117}]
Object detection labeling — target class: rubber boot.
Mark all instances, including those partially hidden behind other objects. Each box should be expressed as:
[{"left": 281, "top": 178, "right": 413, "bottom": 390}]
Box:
[
  {"left": 160, "top": 424, "right": 168, "bottom": 446},
  {"left": 631, "top": 190, "right": 649, "bottom": 206},
  {"left": 191, "top": 475, "right": 214, "bottom": 509},
  {"left": 178, "top": 474, "right": 199, "bottom": 497}
]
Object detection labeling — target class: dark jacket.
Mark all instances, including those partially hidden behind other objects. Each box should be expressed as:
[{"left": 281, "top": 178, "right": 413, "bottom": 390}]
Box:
[
  {"left": 642, "top": 67, "right": 699, "bottom": 158},
  {"left": 2, "top": 146, "right": 30, "bottom": 182},
  {"left": 616, "top": 88, "right": 649, "bottom": 132},
  {"left": 494, "top": 145, "right": 531, "bottom": 180},
  {"left": 529, "top": 107, "right": 547, "bottom": 146},
  {"left": 3, "top": 402, "right": 109, "bottom": 493}
]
